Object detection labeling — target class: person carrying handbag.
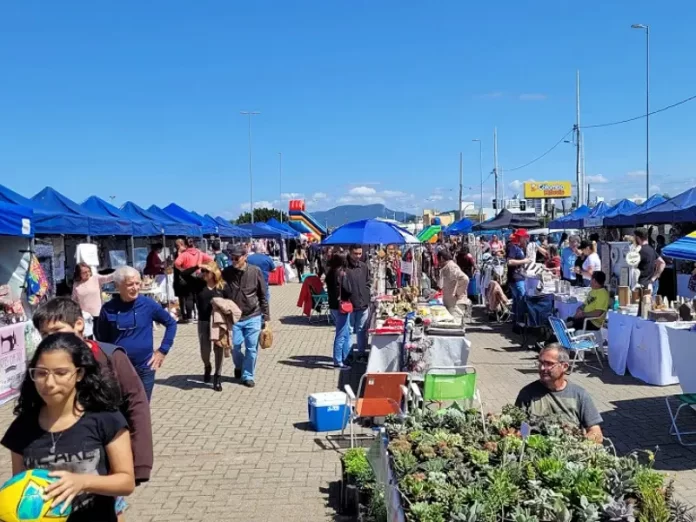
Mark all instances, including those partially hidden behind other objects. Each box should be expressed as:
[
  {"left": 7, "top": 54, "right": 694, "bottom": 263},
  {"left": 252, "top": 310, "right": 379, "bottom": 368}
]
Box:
[{"left": 325, "top": 253, "right": 353, "bottom": 369}]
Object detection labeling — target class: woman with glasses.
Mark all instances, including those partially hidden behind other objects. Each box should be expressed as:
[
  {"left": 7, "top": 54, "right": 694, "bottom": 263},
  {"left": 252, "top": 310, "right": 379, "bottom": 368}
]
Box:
[
  {"left": 188, "top": 261, "right": 233, "bottom": 391},
  {"left": 1, "top": 333, "right": 135, "bottom": 520},
  {"left": 97, "top": 266, "right": 178, "bottom": 401}
]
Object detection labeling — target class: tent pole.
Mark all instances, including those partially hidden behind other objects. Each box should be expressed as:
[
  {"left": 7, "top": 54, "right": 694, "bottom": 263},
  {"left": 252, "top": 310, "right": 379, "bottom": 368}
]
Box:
[{"left": 130, "top": 236, "right": 135, "bottom": 268}]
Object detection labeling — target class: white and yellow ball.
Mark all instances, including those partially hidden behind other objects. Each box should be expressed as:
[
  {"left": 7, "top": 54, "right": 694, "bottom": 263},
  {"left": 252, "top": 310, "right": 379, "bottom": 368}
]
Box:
[{"left": 0, "top": 469, "right": 71, "bottom": 522}]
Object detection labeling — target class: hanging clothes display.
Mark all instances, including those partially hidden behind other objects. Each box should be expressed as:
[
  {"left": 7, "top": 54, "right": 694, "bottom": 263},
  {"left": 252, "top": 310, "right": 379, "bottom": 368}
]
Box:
[
  {"left": 34, "top": 243, "right": 56, "bottom": 298},
  {"left": 25, "top": 255, "right": 49, "bottom": 306}
]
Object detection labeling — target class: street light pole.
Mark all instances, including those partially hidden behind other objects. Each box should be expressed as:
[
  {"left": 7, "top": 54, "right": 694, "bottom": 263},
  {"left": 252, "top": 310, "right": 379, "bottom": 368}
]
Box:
[
  {"left": 241, "top": 111, "right": 260, "bottom": 223},
  {"left": 632, "top": 24, "right": 650, "bottom": 199},
  {"left": 278, "top": 152, "right": 283, "bottom": 223},
  {"left": 472, "top": 139, "right": 482, "bottom": 221}
]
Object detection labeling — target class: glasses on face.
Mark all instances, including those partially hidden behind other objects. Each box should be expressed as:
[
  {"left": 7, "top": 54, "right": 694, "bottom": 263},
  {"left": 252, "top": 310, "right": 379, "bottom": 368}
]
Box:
[
  {"left": 537, "top": 361, "right": 561, "bottom": 370},
  {"left": 29, "top": 367, "right": 79, "bottom": 382}
]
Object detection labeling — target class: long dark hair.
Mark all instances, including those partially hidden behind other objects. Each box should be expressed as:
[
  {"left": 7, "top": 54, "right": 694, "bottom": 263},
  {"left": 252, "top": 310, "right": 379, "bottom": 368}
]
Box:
[
  {"left": 327, "top": 253, "right": 346, "bottom": 273},
  {"left": 14, "top": 333, "right": 120, "bottom": 418}
]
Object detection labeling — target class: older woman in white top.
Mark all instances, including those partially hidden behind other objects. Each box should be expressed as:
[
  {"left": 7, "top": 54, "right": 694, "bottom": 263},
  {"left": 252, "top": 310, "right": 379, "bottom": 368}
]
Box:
[
  {"left": 437, "top": 249, "right": 470, "bottom": 322},
  {"left": 71, "top": 262, "right": 114, "bottom": 334}
]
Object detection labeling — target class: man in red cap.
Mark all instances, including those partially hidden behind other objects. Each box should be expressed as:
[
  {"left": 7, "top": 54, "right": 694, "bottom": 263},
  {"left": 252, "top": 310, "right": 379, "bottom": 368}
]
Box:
[{"left": 506, "top": 228, "right": 532, "bottom": 321}]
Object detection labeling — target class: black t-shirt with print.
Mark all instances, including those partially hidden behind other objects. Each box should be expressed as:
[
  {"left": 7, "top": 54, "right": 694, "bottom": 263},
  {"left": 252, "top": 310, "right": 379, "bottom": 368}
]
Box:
[{"left": 1, "top": 410, "right": 127, "bottom": 522}]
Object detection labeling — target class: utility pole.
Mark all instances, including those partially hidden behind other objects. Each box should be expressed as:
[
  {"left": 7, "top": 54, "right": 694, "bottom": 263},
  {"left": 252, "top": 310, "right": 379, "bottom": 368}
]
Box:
[
  {"left": 241, "top": 111, "right": 260, "bottom": 223},
  {"left": 472, "top": 139, "right": 483, "bottom": 221},
  {"left": 587, "top": 184, "right": 591, "bottom": 206},
  {"left": 632, "top": 24, "right": 650, "bottom": 199},
  {"left": 575, "top": 70, "right": 583, "bottom": 209},
  {"left": 458, "top": 152, "right": 463, "bottom": 220},
  {"left": 278, "top": 152, "right": 283, "bottom": 223},
  {"left": 493, "top": 127, "right": 499, "bottom": 212},
  {"left": 500, "top": 167, "right": 505, "bottom": 210}
]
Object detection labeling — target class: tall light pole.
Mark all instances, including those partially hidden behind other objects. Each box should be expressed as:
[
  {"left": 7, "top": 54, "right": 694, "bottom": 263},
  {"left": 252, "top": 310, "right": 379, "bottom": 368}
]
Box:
[
  {"left": 472, "top": 139, "right": 483, "bottom": 220},
  {"left": 278, "top": 152, "right": 283, "bottom": 223},
  {"left": 240, "top": 111, "right": 260, "bottom": 222},
  {"left": 631, "top": 24, "right": 650, "bottom": 199}
]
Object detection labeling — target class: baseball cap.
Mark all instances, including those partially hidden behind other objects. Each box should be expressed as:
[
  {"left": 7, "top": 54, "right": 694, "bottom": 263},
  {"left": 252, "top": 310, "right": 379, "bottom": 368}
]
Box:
[
  {"left": 229, "top": 244, "right": 248, "bottom": 257},
  {"left": 515, "top": 228, "right": 529, "bottom": 238}
]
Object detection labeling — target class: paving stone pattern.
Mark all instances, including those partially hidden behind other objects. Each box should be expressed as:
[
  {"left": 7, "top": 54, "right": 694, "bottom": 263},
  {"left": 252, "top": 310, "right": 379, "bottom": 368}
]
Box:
[{"left": 0, "top": 284, "right": 694, "bottom": 520}]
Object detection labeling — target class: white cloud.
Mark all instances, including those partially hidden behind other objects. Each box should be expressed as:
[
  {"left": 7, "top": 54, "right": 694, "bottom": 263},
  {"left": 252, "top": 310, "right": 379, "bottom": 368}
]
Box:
[
  {"left": 337, "top": 195, "right": 385, "bottom": 205},
  {"left": 382, "top": 190, "right": 407, "bottom": 198},
  {"left": 240, "top": 200, "right": 277, "bottom": 210},
  {"left": 650, "top": 185, "right": 661, "bottom": 192},
  {"left": 280, "top": 192, "right": 303, "bottom": 201},
  {"left": 311, "top": 192, "right": 328, "bottom": 200},
  {"left": 585, "top": 174, "right": 609, "bottom": 184},
  {"left": 509, "top": 180, "right": 522, "bottom": 190},
  {"left": 428, "top": 194, "right": 444, "bottom": 201},
  {"left": 348, "top": 185, "right": 377, "bottom": 196},
  {"left": 519, "top": 93, "right": 547, "bottom": 101},
  {"left": 627, "top": 170, "right": 646, "bottom": 178}
]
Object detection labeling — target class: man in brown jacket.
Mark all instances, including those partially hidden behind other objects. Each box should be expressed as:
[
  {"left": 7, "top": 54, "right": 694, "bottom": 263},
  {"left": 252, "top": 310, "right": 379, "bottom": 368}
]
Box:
[{"left": 33, "top": 297, "right": 153, "bottom": 521}]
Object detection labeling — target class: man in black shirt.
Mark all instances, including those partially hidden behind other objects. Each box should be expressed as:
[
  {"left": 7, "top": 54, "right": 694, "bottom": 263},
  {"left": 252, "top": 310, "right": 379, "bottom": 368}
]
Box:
[{"left": 634, "top": 227, "right": 665, "bottom": 293}]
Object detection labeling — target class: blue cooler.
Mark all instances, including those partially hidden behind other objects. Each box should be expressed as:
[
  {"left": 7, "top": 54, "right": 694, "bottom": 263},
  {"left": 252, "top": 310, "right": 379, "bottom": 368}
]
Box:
[{"left": 308, "top": 391, "right": 349, "bottom": 432}]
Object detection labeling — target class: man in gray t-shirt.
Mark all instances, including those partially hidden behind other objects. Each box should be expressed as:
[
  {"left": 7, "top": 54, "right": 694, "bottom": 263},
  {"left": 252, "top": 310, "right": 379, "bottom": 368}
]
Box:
[{"left": 515, "top": 344, "right": 603, "bottom": 443}]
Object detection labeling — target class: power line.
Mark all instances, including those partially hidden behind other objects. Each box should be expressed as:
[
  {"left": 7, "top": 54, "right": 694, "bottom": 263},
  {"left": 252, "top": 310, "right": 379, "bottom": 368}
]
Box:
[
  {"left": 503, "top": 129, "right": 574, "bottom": 172},
  {"left": 582, "top": 93, "right": 696, "bottom": 129}
]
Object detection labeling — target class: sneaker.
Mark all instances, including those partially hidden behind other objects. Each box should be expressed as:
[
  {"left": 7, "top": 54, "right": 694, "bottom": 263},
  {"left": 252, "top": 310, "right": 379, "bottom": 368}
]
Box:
[
  {"left": 234, "top": 369, "right": 242, "bottom": 379},
  {"left": 243, "top": 379, "right": 255, "bottom": 388},
  {"left": 334, "top": 364, "right": 352, "bottom": 371}
]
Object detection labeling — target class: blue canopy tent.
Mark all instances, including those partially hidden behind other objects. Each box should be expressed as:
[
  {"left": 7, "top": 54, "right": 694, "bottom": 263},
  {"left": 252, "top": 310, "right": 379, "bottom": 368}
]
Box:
[
  {"left": 0, "top": 201, "right": 33, "bottom": 237},
  {"left": 322, "top": 219, "right": 421, "bottom": 245},
  {"left": 548, "top": 205, "right": 591, "bottom": 229},
  {"left": 0, "top": 184, "right": 90, "bottom": 235},
  {"left": 633, "top": 188, "right": 696, "bottom": 225},
  {"left": 604, "top": 194, "right": 667, "bottom": 227},
  {"left": 163, "top": 204, "right": 217, "bottom": 235},
  {"left": 189, "top": 212, "right": 221, "bottom": 236},
  {"left": 210, "top": 216, "right": 251, "bottom": 238},
  {"left": 266, "top": 218, "right": 301, "bottom": 238},
  {"left": 82, "top": 196, "right": 161, "bottom": 237},
  {"left": 663, "top": 230, "right": 696, "bottom": 261},
  {"left": 121, "top": 202, "right": 186, "bottom": 237},
  {"left": 33, "top": 187, "right": 132, "bottom": 236},
  {"left": 444, "top": 218, "right": 474, "bottom": 235},
  {"left": 238, "top": 222, "right": 290, "bottom": 239},
  {"left": 581, "top": 202, "right": 610, "bottom": 228},
  {"left": 601, "top": 199, "right": 639, "bottom": 226},
  {"left": 147, "top": 205, "right": 202, "bottom": 237}
]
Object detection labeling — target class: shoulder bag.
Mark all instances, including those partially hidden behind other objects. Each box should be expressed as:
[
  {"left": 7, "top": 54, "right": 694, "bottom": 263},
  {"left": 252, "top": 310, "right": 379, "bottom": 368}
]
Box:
[{"left": 339, "top": 271, "right": 353, "bottom": 314}]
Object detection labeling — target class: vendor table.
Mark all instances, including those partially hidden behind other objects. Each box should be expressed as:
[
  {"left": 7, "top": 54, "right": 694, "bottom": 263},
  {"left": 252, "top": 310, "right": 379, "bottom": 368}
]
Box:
[
  {"left": 367, "top": 333, "right": 470, "bottom": 380},
  {"left": 607, "top": 311, "right": 696, "bottom": 386},
  {"left": 268, "top": 265, "right": 286, "bottom": 286},
  {"left": 554, "top": 299, "right": 582, "bottom": 320}
]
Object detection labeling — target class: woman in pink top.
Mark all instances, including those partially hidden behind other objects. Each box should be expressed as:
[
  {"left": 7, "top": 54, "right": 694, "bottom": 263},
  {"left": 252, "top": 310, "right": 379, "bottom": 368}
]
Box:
[
  {"left": 174, "top": 238, "right": 213, "bottom": 270},
  {"left": 489, "top": 234, "right": 503, "bottom": 255},
  {"left": 71, "top": 262, "right": 115, "bottom": 335}
]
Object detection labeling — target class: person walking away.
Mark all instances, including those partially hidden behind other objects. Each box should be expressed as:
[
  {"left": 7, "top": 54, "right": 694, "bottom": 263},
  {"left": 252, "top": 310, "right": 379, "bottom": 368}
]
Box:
[
  {"left": 222, "top": 245, "right": 269, "bottom": 388},
  {"left": 33, "top": 298, "right": 153, "bottom": 520},
  {"left": 577, "top": 240, "right": 601, "bottom": 288},
  {"left": 345, "top": 245, "right": 371, "bottom": 361},
  {"left": 456, "top": 246, "right": 476, "bottom": 279},
  {"left": 187, "top": 262, "right": 233, "bottom": 391},
  {"left": 568, "top": 271, "right": 609, "bottom": 332},
  {"left": 325, "top": 253, "right": 352, "bottom": 369},
  {"left": 561, "top": 236, "right": 580, "bottom": 283},
  {"left": 2, "top": 333, "right": 136, "bottom": 521},
  {"left": 174, "top": 238, "right": 213, "bottom": 323},
  {"left": 515, "top": 344, "right": 603, "bottom": 443},
  {"left": 635, "top": 227, "right": 665, "bottom": 297},
  {"left": 506, "top": 231, "right": 532, "bottom": 322},
  {"left": 97, "top": 266, "right": 177, "bottom": 401},
  {"left": 656, "top": 234, "right": 666, "bottom": 256},
  {"left": 143, "top": 243, "right": 165, "bottom": 276},
  {"left": 72, "top": 262, "right": 114, "bottom": 337},
  {"left": 545, "top": 245, "right": 561, "bottom": 277},
  {"left": 211, "top": 239, "right": 231, "bottom": 270},
  {"left": 292, "top": 244, "right": 307, "bottom": 281},
  {"left": 247, "top": 243, "right": 276, "bottom": 304},
  {"left": 438, "top": 250, "right": 470, "bottom": 321}
]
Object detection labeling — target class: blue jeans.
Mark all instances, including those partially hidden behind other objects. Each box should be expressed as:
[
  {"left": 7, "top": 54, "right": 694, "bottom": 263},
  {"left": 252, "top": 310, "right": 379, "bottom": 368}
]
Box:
[
  {"left": 136, "top": 366, "right": 156, "bottom": 403},
  {"left": 232, "top": 315, "right": 263, "bottom": 382},
  {"left": 331, "top": 310, "right": 352, "bottom": 366},
  {"left": 351, "top": 308, "right": 369, "bottom": 354},
  {"left": 509, "top": 280, "right": 526, "bottom": 322}
]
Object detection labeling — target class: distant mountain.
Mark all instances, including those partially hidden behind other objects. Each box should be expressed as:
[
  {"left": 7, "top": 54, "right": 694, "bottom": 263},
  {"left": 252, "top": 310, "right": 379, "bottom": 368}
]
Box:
[{"left": 310, "top": 204, "right": 416, "bottom": 229}]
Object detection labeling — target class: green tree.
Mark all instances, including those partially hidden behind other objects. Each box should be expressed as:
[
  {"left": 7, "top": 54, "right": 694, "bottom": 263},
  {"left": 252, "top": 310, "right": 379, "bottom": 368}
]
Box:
[
  {"left": 662, "top": 193, "right": 671, "bottom": 199},
  {"left": 235, "top": 207, "right": 288, "bottom": 224}
]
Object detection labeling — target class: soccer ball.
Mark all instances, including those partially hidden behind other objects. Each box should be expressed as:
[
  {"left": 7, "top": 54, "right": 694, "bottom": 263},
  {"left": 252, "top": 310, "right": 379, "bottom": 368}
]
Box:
[{"left": 0, "top": 469, "right": 71, "bottom": 522}]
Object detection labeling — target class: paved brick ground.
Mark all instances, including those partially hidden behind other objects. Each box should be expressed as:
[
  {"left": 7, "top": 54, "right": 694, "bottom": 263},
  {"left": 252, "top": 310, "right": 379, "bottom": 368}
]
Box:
[{"left": 0, "top": 284, "right": 694, "bottom": 520}]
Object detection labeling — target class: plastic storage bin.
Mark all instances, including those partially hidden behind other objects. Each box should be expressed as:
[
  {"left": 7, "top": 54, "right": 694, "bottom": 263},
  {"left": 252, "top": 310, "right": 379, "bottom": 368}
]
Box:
[{"left": 308, "top": 391, "right": 349, "bottom": 432}]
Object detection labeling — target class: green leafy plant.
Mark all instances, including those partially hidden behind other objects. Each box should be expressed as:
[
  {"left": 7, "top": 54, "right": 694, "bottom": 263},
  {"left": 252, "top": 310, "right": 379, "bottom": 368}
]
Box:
[{"left": 343, "top": 448, "right": 374, "bottom": 487}]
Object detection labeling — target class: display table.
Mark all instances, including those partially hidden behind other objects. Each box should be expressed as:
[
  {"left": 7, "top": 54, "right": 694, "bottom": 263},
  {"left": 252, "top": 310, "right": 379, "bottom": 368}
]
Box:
[
  {"left": 554, "top": 299, "right": 582, "bottom": 320},
  {"left": 607, "top": 311, "right": 696, "bottom": 386},
  {"left": 268, "top": 265, "right": 286, "bottom": 286}
]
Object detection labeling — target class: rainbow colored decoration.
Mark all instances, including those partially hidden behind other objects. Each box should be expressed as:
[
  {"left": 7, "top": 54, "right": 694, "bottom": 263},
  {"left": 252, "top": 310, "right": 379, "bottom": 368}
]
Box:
[{"left": 287, "top": 200, "right": 327, "bottom": 241}]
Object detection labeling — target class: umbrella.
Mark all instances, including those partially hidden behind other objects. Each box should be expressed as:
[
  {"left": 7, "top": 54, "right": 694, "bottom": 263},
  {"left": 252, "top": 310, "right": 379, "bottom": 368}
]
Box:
[
  {"left": 662, "top": 230, "right": 696, "bottom": 261},
  {"left": 472, "top": 209, "right": 540, "bottom": 231},
  {"left": 322, "top": 219, "right": 421, "bottom": 245},
  {"left": 445, "top": 218, "right": 474, "bottom": 235}
]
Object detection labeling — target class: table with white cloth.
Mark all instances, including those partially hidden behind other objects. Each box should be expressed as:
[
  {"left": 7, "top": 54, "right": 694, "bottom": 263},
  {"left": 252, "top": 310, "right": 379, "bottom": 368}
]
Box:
[
  {"left": 607, "top": 311, "right": 696, "bottom": 386},
  {"left": 367, "top": 333, "right": 471, "bottom": 380},
  {"left": 554, "top": 299, "right": 583, "bottom": 320}
]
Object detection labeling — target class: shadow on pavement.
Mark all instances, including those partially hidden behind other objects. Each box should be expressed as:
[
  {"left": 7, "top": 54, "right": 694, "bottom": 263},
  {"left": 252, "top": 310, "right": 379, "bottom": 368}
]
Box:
[
  {"left": 279, "top": 355, "right": 335, "bottom": 369},
  {"left": 604, "top": 396, "right": 696, "bottom": 473},
  {"left": 279, "top": 314, "right": 333, "bottom": 327},
  {"left": 154, "top": 374, "right": 213, "bottom": 391}
]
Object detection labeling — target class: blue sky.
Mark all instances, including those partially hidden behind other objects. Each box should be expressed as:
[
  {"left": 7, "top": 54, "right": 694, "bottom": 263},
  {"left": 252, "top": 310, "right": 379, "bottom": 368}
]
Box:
[{"left": 1, "top": 1, "right": 695, "bottom": 219}]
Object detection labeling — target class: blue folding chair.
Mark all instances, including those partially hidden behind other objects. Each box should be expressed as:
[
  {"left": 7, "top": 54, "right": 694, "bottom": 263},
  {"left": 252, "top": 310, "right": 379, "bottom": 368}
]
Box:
[{"left": 548, "top": 316, "right": 603, "bottom": 373}]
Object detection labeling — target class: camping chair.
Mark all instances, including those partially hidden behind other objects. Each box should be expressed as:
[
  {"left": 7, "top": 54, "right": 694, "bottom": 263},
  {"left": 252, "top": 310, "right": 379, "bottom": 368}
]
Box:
[
  {"left": 309, "top": 287, "right": 331, "bottom": 324},
  {"left": 300, "top": 273, "right": 312, "bottom": 283},
  {"left": 411, "top": 366, "right": 486, "bottom": 435},
  {"left": 666, "top": 394, "right": 696, "bottom": 446},
  {"left": 582, "top": 314, "right": 608, "bottom": 357},
  {"left": 548, "top": 316, "right": 603, "bottom": 373},
  {"left": 343, "top": 372, "right": 410, "bottom": 448}
]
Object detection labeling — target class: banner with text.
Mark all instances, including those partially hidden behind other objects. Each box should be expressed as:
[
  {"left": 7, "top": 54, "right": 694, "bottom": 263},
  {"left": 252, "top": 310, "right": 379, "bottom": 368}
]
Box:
[{"left": 524, "top": 181, "right": 572, "bottom": 199}]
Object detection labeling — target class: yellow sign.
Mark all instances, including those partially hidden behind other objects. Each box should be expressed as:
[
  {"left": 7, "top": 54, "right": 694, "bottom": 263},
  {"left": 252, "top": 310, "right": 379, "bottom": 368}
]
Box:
[{"left": 524, "top": 181, "right": 572, "bottom": 199}]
